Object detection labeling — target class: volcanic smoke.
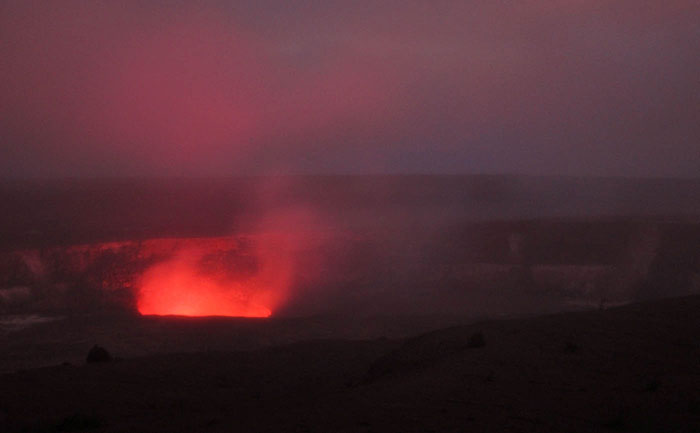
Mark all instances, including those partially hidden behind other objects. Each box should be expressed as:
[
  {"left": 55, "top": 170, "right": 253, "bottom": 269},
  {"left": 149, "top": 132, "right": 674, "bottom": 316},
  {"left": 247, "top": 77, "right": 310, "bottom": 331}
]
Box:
[
  {"left": 135, "top": 206, "right": 326, "bottom": 317},
  {"left": 136, "top": 252, "right": 272, "bottom": 317}
]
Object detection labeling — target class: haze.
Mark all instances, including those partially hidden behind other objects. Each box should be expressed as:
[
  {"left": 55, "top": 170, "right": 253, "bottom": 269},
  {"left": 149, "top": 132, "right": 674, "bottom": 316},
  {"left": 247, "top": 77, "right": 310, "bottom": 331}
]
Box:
[
  {"left": 2, "top": 3, "right": 700, "bottom": 431},
  {"left": 2, "top": 0, "right": 699, "bottom": 178}
]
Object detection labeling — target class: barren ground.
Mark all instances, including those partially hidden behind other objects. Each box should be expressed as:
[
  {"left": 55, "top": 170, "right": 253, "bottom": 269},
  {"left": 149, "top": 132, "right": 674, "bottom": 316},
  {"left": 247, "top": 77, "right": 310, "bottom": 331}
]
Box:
[{"left": 1, "top": 295, "right": 699, "bottom": 432}]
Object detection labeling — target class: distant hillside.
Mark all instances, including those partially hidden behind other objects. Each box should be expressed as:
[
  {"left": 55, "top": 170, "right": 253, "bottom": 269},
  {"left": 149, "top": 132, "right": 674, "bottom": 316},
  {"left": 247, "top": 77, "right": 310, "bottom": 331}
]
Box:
[{"left": 1, "top": 175, "right": 699, "bottom": 249}]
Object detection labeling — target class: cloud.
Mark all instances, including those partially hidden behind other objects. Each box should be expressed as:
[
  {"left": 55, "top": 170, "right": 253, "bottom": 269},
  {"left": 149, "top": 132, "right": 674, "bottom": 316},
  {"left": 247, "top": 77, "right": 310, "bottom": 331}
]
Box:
[{"left": 1, "top": 0, "right": 699, "bottom": 177}]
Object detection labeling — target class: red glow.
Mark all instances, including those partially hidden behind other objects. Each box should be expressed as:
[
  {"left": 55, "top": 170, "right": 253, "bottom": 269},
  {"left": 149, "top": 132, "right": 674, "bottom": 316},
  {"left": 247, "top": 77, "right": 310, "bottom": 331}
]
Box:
[
  {"left": 135, "top": 207, "right": 329, "bottom": 317},
  {"left": 137, "top": 255, "right": 273, "bottom": 318}
]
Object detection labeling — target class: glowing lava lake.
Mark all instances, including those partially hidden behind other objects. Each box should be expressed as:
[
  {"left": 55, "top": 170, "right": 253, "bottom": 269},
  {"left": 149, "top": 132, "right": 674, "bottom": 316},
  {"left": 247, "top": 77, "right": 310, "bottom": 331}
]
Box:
[
  {"left": 136, "top": 256, "right": 273, "bottom": 317},
  {"left": 134, "top": 237, "right": 293, "bottom": 318}
]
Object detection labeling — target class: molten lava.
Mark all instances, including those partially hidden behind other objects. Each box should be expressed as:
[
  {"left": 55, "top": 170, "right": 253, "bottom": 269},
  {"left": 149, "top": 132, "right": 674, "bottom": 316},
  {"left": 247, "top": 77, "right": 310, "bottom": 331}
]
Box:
[
  {"left": 135, "top": 210, "right": 323, "bottom": 317},
  {"left": 137, "top": 254, "right": 272, "bottom": 317}
]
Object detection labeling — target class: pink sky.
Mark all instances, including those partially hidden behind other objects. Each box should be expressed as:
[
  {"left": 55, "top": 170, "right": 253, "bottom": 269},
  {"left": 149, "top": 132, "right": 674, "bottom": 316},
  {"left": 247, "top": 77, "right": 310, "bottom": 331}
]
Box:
[{"left": 1, "top": 0, "right": 699, "bottom": 177}]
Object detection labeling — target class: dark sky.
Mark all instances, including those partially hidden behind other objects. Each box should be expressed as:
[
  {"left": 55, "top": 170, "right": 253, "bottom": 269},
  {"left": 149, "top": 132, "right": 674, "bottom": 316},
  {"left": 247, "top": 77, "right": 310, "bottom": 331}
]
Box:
[{"left": 1, "top": 0, "right": 699, "bottom": 178}]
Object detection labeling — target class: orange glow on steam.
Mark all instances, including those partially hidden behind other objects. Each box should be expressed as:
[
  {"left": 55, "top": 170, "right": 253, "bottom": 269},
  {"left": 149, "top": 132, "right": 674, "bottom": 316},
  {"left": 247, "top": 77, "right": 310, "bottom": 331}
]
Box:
[
  {"left": 137, "top": 256, "right": 272, "bottom": 318},
  {"left": 135, "top": 209, "right": 323, "bottom": 317}
]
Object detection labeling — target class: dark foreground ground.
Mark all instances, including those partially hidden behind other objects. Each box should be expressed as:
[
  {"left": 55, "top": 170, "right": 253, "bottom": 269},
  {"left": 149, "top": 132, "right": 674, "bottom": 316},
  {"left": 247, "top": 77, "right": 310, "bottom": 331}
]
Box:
[{"left": 1, "top": 295, "right": 699, "bottom": 432}]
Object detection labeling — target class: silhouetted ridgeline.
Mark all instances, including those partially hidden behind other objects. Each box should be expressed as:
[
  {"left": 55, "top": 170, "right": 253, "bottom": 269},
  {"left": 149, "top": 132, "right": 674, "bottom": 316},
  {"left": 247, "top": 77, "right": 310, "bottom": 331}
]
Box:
[{"left": 1, "top": 175, "right": 699, "bottom": 249}]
